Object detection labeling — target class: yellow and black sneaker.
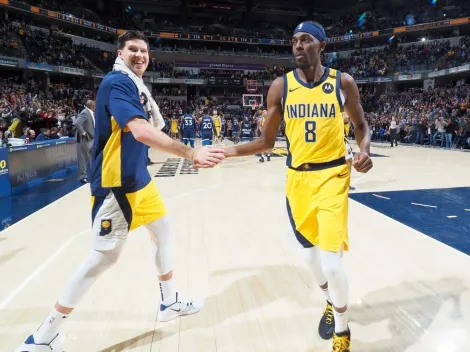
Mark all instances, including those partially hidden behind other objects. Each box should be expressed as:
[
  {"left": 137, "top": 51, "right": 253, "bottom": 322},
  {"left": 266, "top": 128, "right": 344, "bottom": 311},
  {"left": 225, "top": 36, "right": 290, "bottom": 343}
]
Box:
[
  {"left": 332, "top": 328, "right": 351, "bottom": 352},
  {"left": 318, "top": 300, "right": 335, "bottom": 340}
]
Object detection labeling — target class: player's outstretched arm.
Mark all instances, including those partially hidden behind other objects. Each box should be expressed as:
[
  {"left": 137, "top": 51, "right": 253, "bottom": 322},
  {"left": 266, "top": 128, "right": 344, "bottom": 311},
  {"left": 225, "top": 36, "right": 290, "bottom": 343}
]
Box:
[
  {"left": 127, "top": 118, "right": 225, "bottom": 168},
  {"left": 224, "top": 77, "right": 284, "bottom": 157},
  {"left": 341, "top": 72, "right": 373, "bottom": 173}
]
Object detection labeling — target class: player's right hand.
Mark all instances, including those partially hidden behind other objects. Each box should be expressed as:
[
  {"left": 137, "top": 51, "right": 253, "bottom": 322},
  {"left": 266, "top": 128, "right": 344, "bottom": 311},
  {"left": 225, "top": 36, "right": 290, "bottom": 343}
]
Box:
[{"left": 192, "top": 146, "right": 225, "bottom": 168}]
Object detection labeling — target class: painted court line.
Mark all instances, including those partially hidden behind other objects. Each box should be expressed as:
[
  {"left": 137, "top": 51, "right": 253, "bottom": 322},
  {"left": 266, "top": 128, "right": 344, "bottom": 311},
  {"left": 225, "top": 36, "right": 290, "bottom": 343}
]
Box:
[
  {"left": 411, "top": 202, "right": 437, "bottom": 208},
  {"left": 0, "top": 231, "right": 86, "bottom": 310},
  {"left": 447, "top": 215, "right": 457, "bottom": 218},
  {"left": 465, "top": 209, "right": 470, "bottom": 212},
  {"left": 372, "top": 194, "right": 390, "bottom": 200},
  {"left": 0, "top": 174, "right": 266, "bottom": 310}
]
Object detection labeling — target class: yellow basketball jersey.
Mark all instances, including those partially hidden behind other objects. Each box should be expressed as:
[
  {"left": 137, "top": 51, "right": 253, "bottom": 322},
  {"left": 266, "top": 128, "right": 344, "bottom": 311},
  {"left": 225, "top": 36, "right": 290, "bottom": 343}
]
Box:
[
  {"left": 171, "top": 119, "right": 178, "bottom": 133},
  {"left": 344, "top": 120, "right": 350, "bottom": 137},
  {"left": 213, "top": 115, "right": 221, "bottom": 129},
  {"left": 283, "top": 68, "right": 345, "bottom": 168},
  {"left": 260, "top": 116, "right": 266, "bottom": 129}
]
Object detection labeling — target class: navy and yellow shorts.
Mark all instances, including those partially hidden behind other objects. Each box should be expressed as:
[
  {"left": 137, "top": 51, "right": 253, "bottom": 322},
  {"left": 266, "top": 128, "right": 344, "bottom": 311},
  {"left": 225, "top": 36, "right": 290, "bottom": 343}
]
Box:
[
  {"left": 286, "top": 163, "right": 350, "bottom": 252},
  {"left": 91, "top": 181, "right": 166, "bottom": 250}
]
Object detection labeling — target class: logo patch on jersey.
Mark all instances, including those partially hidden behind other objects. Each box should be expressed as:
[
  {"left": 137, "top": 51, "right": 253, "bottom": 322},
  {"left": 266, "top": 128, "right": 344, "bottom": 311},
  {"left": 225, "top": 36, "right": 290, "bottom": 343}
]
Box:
[
  {"left": 100, "top": 219, "right": 112, "bottom": 236},
  {"left": 322, "top": 82, "right": 334, "bottom": 94},
  {"left": 139, "top": 92, "right": 148, "bottom": 107}
]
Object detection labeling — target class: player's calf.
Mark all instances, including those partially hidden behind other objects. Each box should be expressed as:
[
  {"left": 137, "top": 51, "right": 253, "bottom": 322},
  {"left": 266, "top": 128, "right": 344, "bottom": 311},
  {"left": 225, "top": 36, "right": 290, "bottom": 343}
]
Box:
[{"left": 146, "top": 217, "right": 204, "bottom": 322}]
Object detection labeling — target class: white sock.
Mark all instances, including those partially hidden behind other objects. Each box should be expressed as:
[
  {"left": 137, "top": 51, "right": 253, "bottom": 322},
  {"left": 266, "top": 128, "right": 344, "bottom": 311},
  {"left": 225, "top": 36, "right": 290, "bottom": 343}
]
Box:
[
  {"left": 322, "top": 286, "right": 332, "bottom": 303},
  {"left": 160, "top": 278, "right": 175, "bottom": 304},
  {"left": 333, "top": 308, "right": 349, "bottom": 333},
  {"left": 33, "top": 308, "right": 68, "bottom": 344}
]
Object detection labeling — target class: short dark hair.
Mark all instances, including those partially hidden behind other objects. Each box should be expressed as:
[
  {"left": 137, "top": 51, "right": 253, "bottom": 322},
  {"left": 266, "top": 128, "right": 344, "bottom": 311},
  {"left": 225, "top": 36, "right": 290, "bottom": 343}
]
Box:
[
  {"left": 203, "top": 107, "right": 209, "bottom": 115},
  {"left": 117, "top": 30, "right": 149, "bottom": 50}
]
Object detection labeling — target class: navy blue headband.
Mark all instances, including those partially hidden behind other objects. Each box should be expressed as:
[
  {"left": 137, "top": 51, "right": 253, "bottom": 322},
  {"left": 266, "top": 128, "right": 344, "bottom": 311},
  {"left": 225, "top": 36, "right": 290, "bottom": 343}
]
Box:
[{"left": 293, "top": 22, "right": 327, "bottom": 42}]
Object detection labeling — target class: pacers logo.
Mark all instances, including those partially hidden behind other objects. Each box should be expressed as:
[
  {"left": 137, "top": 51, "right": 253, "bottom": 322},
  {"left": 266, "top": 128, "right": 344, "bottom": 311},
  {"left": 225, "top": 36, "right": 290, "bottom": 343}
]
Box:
[
  {"left": 100, "top": 219, "right": 112, "bottom": 236},
  {"left": 322, "top": 82, "right": 334, "bottom": 94},
  {"left": 0, "top": 159, "right": 8, "bottom": 176},
  {"left": 139, "top": 92, "right": 148, "bottom": 107}
]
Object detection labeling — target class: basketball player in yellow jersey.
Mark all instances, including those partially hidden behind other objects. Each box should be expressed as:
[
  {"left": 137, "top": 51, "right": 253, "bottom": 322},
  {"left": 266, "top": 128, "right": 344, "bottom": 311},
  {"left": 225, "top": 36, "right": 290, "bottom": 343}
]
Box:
[
  {"left": 223, "top": 21, "right": 372, "bottom": 352},
  {"left": 343, "top": 111, "right": 354, "bottom": 189},
  {"left": 258, "top": 109, "right": 272, "bottom": 162},
  {"left": 212, "top": 110, "right": 221, "bottom": 142},
  {"left": 170, "top": 115, "right": 179, "bottom": 139}
]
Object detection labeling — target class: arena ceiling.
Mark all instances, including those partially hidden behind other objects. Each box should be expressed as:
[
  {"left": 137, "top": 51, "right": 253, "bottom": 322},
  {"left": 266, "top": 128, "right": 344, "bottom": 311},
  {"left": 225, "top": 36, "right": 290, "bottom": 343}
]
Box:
[{"left": 114, "top": 0, "right": 370, "bottom": 15}]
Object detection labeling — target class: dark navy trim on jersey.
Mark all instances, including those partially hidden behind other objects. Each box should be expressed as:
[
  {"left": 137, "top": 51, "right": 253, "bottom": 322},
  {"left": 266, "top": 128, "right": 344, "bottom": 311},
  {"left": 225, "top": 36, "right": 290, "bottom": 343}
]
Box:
[
  {"left": 285, "top": 134, "right": 292, "bottom": 168},
  {"left": 335, "top": 70, "right": 344, "bottom": 112},
  {"left": 288, "top": 156, "right": 346, "bottom": 172},
  {"left": 111, "top": 188, "right": 133, "bottom": 232},
  {"left": 282, "top": 74, "right": 288, "bottom": 112},
  {"left": 91, "top": 196, "right": 105, "bottom": 223},
  {"left": 293, "top": 68, "right": 330, "bottom": 89},
  {"left": 286, "top": 197, "right": 314, "bottom": 248}
]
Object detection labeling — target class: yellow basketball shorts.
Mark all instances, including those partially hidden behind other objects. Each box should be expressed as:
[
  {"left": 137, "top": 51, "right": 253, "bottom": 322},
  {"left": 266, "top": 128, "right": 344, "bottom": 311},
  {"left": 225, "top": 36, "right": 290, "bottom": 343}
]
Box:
[
  {"left": 286, "top": 164, "right": 350, "bottom": 252},
  {"left": 90, "top": 181, "right": 166, "bottom": 250}
]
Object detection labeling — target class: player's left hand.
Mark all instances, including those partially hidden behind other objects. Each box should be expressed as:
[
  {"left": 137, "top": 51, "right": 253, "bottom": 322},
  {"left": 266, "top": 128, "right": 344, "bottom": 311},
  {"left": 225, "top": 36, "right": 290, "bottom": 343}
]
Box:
[
  {"left": 352, "top": 152, "right": 373, "bottom": 173},
  {"left": 192, "top": 146, "right": 225, "bottom": 168}
]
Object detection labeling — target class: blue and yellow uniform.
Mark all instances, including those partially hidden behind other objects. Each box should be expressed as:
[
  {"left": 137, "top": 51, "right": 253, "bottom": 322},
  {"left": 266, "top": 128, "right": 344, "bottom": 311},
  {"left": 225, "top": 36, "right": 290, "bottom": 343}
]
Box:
[
  {"left": 170, "top": 118, "right": 179, "bottom": 137},
  {"left": 344, "top": 119, "right": 350, "bottom": 137},
  {"left": 283, "top": 67, "right": 349, "bottom": 252},
  {"left": 343, "top": 112, "right": 353, "bottom": 161},
  {"left": 213, "top": 115, "right": 221, "bottom": 138},
  {"left": 90, "top": 71, "right": 165, "bottom": 250}
]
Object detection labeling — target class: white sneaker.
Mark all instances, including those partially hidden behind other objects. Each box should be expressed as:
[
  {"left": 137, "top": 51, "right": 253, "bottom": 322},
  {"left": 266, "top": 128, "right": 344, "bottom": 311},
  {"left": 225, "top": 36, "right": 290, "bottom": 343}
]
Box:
[
  {"left": 15, "top": 333, "right": 62, "bottom": 352},
  {"left": 157, "top": 292, "right": 204, "bottom": 322}
]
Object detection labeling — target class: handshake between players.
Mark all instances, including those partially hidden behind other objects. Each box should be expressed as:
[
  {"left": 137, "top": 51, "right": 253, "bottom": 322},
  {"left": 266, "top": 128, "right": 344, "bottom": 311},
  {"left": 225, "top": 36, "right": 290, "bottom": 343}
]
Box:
[{"left": 192, "top": 145, "right": 372, "bottom": 174}]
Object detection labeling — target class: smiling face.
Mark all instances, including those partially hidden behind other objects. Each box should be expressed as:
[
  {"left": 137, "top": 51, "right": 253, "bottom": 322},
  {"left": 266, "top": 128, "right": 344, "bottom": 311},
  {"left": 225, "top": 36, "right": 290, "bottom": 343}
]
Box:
[
  {"left": 292, "top": 32, "right": 326, "bottom": 70},
  {"left": 117, "top": 39, "right": 149, "bottom": 78}
]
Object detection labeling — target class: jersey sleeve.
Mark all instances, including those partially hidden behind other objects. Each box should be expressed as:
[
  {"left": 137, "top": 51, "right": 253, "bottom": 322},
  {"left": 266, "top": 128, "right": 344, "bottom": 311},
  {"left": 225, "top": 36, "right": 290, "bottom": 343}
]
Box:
[{"left": 108, "top": 75, "right": 147, "bottom": 129}]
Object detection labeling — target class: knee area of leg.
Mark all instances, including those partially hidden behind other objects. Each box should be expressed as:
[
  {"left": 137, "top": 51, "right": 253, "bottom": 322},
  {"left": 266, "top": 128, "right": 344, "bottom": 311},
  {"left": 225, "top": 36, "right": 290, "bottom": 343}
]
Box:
[
  {"left": 95, "top": 248, "right": 121, "bottom": 268},
  {"left": 147, "top": 216, "right": 171, "bottom": 246},
  {"left": 320, "top": 255, "right": 342, "bottom": 281}
]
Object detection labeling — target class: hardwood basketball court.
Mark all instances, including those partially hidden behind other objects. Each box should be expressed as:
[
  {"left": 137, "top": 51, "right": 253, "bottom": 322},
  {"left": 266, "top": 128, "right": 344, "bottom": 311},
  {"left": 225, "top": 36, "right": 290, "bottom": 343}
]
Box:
[{"left": 1, "top": 140, "right": 469, "bottom": 352}]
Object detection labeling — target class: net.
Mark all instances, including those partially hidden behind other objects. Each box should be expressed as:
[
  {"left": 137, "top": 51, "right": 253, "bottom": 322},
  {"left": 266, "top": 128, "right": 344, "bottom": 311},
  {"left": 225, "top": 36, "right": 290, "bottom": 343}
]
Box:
[{"left": 243, "top": 94, "right": 263, "bottom": 109}]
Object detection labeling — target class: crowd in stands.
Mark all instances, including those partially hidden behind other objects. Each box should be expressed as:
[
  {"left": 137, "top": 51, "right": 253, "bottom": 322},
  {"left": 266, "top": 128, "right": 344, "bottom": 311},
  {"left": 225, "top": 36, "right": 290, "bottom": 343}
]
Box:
[
  {"left": 1, "top": 0, "right": 470, "bottom": 151},
  {"left": 3, "top": 11, "right": 470, "bottom": 81},
  {"left": 4, "top": 19, "right": 470, "bottom": 81},
  {"left": 360, "top": 83, "right": 470, "bottom": 149},
  {"left": 0, "top": 76, "right": 93, "bottom": 144},
  {"left": 15, "top": 0, "right": 470, "bottom": 42},
  {"left": 0, "top": 23, "right": 23, "bottom": 59},
  {"left": 332, "top": 49, "right": 388, "bottom": 78},
  {"left": 154, "top": 86, "right": 186, "bottom": 97},
  {"left": 1, "top": 69, "right": 469, "bottom": 151},
  {"left": 21, "top": 26, "right": 95, "bottom": 70},
  {"left": 441, "top": 37, "right": 470, "bottom": 70}
]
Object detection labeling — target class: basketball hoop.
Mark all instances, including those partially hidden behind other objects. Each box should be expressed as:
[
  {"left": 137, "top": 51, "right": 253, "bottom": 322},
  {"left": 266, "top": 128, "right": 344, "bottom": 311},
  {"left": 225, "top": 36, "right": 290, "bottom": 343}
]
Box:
[
  {"left": 246, "top": 80, "right": 258, "bottom": 93},
  {"left": 250, "top": 100, "right": 257, "bottom": 110},
  {"left": 243, "top": 94, "right": 263, "bottom": 110}
]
